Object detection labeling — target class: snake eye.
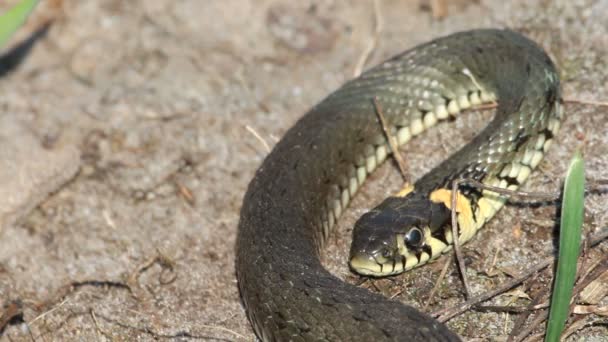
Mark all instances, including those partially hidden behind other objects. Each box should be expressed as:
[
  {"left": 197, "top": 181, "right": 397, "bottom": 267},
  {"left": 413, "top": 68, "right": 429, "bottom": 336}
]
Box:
[{"left": 404, "top": 227, "right": 424, "bottom": 248}]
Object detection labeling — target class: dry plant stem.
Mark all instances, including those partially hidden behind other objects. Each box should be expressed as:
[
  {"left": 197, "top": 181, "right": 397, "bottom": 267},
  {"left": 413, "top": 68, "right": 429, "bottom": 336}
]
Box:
[
  {"left": 245, "top": 125, "right": 271, "bottom": 153},
  {"left": 466, "top": 102, "right": 498, "bottom": 111},
  {"left": 588, "top": 178, "right": 608, "bottom": 185},
  {"left": 567, "top": 257, "right": 608, "bottom": 309},
  {"left": 29, "top": 297, "right": 70, "bottom": 325},
  {"left": 507, "top": 282, "right": 550, "bottom": 342},
  {"left": 90, "top": 309, "right": 106, "bottom": 340},
  {"left": 512, "top": 310, "right": 549, "bottom": 342},
  {"left": 452, "top": 179, "right": 471, "bottom": 299},
  {"left": 573, "top": 258, "right": 608, "bottom": 296},
  {"left": 389, "top": 288, "right": 404, "bottom": 299},
  {"left": 474, "top": 303, "right": 549, "bottom": 313},
  {"left": 458, "top": 178, "right": 558, "bottom": 201},
  {"left": 432, "top": 227, "right": 608, "bottom": 322},
  {"left": 462, "top": 177, "right": 607, "bottom": 199},
  {"left": 448, "top": 175, "right": 559, "bottom": 302},
  {"left": 423, "top": 258, "right": 452, "bottom": 310},
  {"left": 587, "top": 178, "right": 608, "bottom": 196},
  {"left": 525, "top": 332, "right": 545, "bottom": 342},
  {"left": 372, "top": 97, "right": 409, "bottom": 180},
  {"left": 561, "top": 317, "right": 607, "bottom": 340},
  {"left": 540, "top": 252, "right": 608, "bottom": 340},
  {"left": 563, "top": 98, "right": 608, "bottom": 107},
  {"left": 353, "top": 0, "right": 382, "bottom": 77},
  {"left": 508, "top": 249, "right": 608, "bottom": 340}
]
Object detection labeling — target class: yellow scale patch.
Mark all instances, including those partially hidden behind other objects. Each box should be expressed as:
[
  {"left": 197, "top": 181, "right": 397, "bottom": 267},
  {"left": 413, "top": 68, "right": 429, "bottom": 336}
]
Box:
[
  {"left": 393, "top": 183, "right": 451, "bottom": 269},
  {"left": 397, "top": 237, "right": 422, "bottom": 270},
  {"left": 398, "top": 227, "right": 449, "bottom": 270},
  {"left": 423, "top": 227, "right": 450, "bottom": 261},
  {"left": 429, "top": 188, "right": 478, "bottom": 244},
  {"left": 476, "top": 189, "right": 507, "bottom": 229},
  {"left": 395, "top": 183, "right": 415, "bottom": 197}
]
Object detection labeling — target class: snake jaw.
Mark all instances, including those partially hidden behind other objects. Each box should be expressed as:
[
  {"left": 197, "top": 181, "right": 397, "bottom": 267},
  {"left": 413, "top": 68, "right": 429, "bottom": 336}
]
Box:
[
  {"left": 349, "top": 250, "right": 406, "bottom": 277},
  {"left": 350, "top": 192, "right": 453, "bottom": 276},
  {"left": 349, "top": 228, "right": 413, "bottom": 277},
  {"left": 349, "top": 210, "right": 406, "bottom": 276},
  {"left": 349, "top": 237, "right": 400, "bottom": 276},
  {"left": 349, "top": 252, "right": 383, "bottom": 276}
]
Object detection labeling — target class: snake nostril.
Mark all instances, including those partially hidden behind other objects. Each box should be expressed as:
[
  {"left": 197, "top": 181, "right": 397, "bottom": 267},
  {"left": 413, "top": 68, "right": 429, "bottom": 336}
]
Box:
[{"left": 381, "top": 248, "right": 392, "bottom": 259}]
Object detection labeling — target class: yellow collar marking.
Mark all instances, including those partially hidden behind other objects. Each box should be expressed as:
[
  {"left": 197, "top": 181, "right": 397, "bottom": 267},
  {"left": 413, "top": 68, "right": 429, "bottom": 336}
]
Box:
[
  {"left": 395, "top": 183, "right": 415, "bottom": 197},
  {"left": 429, "top": 188, "right": 477, "bottom": 243}
]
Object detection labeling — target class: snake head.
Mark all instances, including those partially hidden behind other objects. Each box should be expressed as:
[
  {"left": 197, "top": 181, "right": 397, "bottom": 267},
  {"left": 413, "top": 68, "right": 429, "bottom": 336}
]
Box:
[
  {"left": 349, "top": 193, "right": 452, "bottom": 277},
  {"left": 349, "top": 208, "right": 429, "bottom": 277}
]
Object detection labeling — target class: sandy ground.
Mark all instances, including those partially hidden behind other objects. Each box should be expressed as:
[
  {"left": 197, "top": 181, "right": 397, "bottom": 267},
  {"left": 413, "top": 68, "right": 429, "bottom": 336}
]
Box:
[{"left": 0, "top": 0, "right": 607, "bottom": 341}]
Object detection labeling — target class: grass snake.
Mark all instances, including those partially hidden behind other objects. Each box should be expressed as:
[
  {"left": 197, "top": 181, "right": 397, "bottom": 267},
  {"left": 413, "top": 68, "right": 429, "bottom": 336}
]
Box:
[{"left": 236, "top": 29, "right": 562, "bottom": 341}]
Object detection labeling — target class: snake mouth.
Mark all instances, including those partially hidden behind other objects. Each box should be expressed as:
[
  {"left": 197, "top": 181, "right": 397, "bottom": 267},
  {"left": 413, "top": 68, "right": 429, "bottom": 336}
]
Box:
[{"left": 349, "top": 252, "right": 405, "bottom": 277}]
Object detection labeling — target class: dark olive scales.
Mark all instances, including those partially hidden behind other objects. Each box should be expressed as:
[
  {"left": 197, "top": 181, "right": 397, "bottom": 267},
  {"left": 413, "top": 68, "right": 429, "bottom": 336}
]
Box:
[{"left": 237, "top": 29, "right": 562, "bottom": 341}]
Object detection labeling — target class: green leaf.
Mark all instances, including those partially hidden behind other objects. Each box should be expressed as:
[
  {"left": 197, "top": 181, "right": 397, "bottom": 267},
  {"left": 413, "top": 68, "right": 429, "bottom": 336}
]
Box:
[
  {"left": 0, "top": 0, "right": 39, "bottom": 48},
  {"left": 545, "top": 150, "right": 585, "bottom": 342}
]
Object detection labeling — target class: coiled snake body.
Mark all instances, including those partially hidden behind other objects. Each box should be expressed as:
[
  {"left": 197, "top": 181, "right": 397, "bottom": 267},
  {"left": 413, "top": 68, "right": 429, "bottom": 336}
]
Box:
[{"left": 237, "top": 29, "right": 562, "bottom": 341}]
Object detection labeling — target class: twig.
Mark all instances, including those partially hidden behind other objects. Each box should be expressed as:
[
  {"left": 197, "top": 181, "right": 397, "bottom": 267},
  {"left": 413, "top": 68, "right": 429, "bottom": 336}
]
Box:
[
  {"left": 90, "top": 309, "right": 106, "bottom": 341},
  {"left": 507, "top": 226, "right": 601, "bottom": 341},
  {"left": 451, "top": 180, "right": 471, "bottom": 299},
  {"left": 434, "top": 163, "right": 571, "bottom": 305},
  {"left": 29, "top": 297, "right": 70, "bottom": 325},
  {"left": 423, "top": 258, "right": 451, "bottom": 310},
  {"left": 484, "top": 244, "right": 501, "bottom": 276},
  {"left": 447, "top": 175, "right": 558, "bottom": 301},
  {"left": 446, "top": 176, "right": 558, "bottom": 296},
  {"left": 450, "top": 175, "right": 608, "bottom": 203},
  {"left": 588, "top": 178, "right": 608, "bottom": 185},
  {"left": 245, "top": 125, "right": 271, "bottom": 153},
  {"left": 457, "top": 178, "right": 558, "bottom": 201},
  {"left": 512, "top": 310, "right": 549, "bottom": 342},
  {"left": 353, "top": 0, "right": 383, "bottom": 77},
  {"left": 525, "top": 218, "right": 556, "bottom": 228},
  {"left": 561, "top": 316, "right": 607, "bottom": 341},
  {"left": 432, "top": 227, "right": 608, "bottom": 322},
  {"left": 372, "top": 97, "right": 408, "bottom": 180},
  {"left": 463, "top": 102, "right": 497, "bottom": 112},
  {"left": 507, "top": 282, "right": 548, "bottom": 342},
  {"left": 563, "top": 98, "right": 608, "bottom": 107},
  {"left": 176, "top": 181, "right": 196, "bottom": 206},
  {"left": 474, "top": 303, "right": 548, "bottom": 313},
  {"left": 517, "top": 256, "right": 608, "bottom": 341}
]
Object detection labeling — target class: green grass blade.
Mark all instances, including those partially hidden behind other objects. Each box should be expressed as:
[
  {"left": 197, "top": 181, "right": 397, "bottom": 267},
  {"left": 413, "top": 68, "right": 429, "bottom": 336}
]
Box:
[
  {"left": 545, "top": 150, "right": 585, "bottom": 342},
  {"left": 0, "top": 0, "right": 39, "bottom": 48}
]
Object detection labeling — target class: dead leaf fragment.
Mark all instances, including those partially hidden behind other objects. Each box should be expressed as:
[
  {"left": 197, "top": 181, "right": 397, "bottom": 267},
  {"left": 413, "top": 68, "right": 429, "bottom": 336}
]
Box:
[
  {"left": 573, "top": 305, "right": 608, "bottom": 316},
  {"left": 579, "top": 270, "right": 608, "bottom": 305}
]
